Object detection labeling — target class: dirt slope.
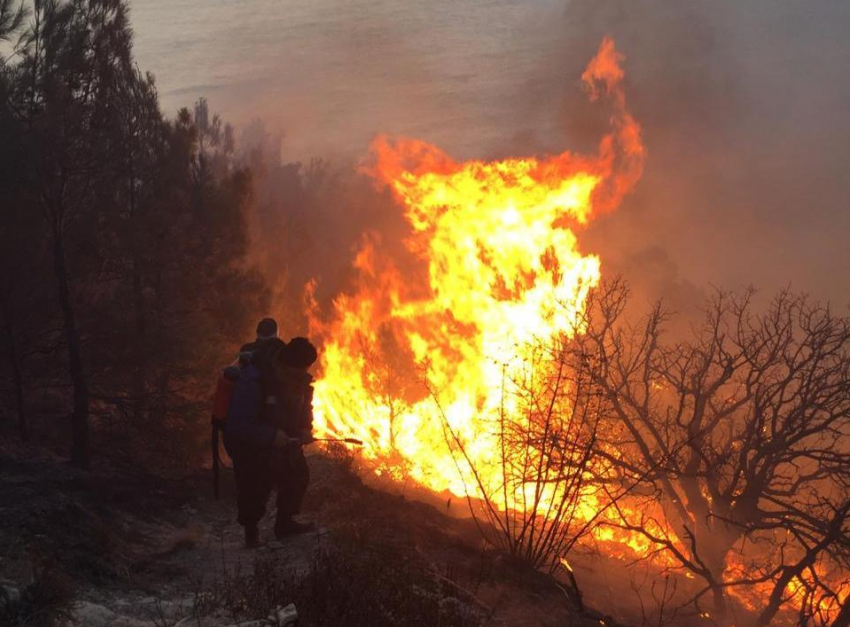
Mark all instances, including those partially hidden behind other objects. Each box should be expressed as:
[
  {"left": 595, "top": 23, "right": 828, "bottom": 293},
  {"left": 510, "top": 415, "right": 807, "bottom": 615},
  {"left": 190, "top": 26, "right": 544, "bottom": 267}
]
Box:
[{"left": 0, "top": 442, "right": 627, "bottom": 627}]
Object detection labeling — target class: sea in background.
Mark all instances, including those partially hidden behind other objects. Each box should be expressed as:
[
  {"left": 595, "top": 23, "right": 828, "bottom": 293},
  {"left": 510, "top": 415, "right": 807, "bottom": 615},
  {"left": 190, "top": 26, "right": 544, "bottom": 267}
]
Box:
[{"left": 131, "top": 0, "right": 571, "bottom": 162}]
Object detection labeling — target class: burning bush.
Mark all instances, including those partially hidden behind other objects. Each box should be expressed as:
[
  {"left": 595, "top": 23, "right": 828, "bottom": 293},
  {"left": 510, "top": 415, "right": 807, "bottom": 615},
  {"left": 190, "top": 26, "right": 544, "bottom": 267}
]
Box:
[{"left": 432, "top": 334, "right": 619, "bottom": 612}]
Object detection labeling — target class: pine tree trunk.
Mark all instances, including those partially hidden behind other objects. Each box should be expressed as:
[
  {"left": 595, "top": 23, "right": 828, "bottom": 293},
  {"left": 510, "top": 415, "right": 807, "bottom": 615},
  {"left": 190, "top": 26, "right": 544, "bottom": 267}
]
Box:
[
  {"left": 132, "top": 252, "right": 145, "bottom": 423},
  {"left": 53, "top": 230, "right": 89, "bottom": 468},
  {"left": 1, "top": 300, "right": 27, "bottom": 441}
]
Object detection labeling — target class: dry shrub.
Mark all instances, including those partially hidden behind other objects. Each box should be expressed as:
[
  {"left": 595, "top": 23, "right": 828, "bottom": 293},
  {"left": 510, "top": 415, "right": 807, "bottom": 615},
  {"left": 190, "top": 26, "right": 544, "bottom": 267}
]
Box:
[{"left": 196, "top": 530, "right": 487, "bottom": 627}]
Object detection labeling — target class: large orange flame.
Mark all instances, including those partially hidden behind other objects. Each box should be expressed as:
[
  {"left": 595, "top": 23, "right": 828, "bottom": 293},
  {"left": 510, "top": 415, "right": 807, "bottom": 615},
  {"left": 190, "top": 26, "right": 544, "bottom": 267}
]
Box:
[
  {"left": 302, "top": 38, "right": 850, "bottom": 624},
  {"left": 308, "top": 37, "right": 644, "bottom": 504}
]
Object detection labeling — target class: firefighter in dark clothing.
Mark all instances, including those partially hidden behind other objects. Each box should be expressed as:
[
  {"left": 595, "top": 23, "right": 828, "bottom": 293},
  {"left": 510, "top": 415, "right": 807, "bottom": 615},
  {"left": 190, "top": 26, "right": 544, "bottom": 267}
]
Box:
[{"left": 223, "top": 318, "right": 318, "bottom": 547}]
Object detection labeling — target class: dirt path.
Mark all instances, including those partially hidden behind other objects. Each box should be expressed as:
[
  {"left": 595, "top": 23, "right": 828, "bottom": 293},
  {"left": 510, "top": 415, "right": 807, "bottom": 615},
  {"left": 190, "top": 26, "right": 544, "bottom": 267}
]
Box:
[
  {"left": 2, "top": 447, "right": 631, "bottom": 627},
  {"left": 66, "top": 514, "right": 323, "bottom": 627},
  {"left": 0, "top": 447, "right": 322, "bottom": 626}
]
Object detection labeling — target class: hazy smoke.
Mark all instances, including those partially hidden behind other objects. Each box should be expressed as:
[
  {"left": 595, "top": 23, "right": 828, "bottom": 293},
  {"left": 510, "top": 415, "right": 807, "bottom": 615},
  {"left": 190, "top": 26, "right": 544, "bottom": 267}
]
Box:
[
  {"left": 540, "top": 0, "right": 850, "bottom": 308},
  {"left": 132, "top": 0, "right": 850, "bottom": 309}
]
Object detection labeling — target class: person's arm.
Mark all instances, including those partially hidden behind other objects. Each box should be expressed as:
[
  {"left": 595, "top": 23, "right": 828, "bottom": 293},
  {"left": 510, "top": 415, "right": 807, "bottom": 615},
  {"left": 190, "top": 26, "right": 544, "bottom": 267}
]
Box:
[{"left": 273, "top": 430, "right": 299, "bottom": 448}]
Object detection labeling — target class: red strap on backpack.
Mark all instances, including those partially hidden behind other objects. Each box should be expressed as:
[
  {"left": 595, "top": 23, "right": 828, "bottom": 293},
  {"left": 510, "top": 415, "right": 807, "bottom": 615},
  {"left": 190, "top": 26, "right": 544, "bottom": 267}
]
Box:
[{"left": 211, "top": 374, "right": 234, "bottom": 426}]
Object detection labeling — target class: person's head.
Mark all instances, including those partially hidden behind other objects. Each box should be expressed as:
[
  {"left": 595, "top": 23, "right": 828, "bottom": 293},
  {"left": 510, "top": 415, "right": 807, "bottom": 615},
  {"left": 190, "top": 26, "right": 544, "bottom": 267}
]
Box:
[
  {"left": 256, "top": 317, "right": 278, "bottom": 341},
  {"left": 281, "top": 337, "right": 318, "bottom": 370}
]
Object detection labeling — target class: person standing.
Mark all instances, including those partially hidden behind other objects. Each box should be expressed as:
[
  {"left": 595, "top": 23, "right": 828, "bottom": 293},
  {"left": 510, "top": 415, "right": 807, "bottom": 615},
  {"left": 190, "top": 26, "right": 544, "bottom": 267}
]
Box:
[
  {"left": 259, "top": 336, "right": 317, "bottom": 537},
  {"left": 222, "top": 318, "right": 317, "bottom": 546}
]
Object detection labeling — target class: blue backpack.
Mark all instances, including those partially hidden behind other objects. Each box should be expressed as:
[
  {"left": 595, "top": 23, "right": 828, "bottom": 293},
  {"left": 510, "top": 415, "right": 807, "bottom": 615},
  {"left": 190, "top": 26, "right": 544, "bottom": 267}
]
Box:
[{"left": 222, "top": 363, "right": 276, "bottom": 457}]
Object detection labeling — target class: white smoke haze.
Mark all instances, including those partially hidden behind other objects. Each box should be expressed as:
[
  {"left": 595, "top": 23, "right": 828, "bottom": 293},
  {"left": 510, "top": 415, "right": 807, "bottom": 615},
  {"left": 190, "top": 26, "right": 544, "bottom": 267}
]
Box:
[
  {"left": 131, "top": 0, "right": 850, "bottom": 308},
  {"left": 550, "top": 0, "right": 850, "bottom": 311}
]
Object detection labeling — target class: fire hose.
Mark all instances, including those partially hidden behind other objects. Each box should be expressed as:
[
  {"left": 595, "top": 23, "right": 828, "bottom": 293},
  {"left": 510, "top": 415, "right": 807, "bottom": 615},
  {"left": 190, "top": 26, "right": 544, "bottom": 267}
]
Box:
[{"left": 312, "top": 437, "right": 364, "bottom": 446}]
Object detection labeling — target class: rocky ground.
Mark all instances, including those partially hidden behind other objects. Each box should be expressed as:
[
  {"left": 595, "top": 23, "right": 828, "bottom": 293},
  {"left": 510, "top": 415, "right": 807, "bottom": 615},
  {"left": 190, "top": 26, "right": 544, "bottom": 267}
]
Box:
[{"left": 0, "top": 440, "right": 629, "bottom": 627}]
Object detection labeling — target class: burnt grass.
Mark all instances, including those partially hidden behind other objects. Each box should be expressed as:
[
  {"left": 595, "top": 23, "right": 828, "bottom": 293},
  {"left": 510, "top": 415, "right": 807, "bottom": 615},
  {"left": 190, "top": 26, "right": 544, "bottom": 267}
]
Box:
[{"left": 0, "top": 436, "right": 629, "bottom": 627}]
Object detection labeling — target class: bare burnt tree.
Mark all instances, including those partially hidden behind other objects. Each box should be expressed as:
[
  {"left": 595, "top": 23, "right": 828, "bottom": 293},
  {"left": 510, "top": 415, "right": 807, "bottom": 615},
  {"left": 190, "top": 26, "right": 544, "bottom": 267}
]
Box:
[
  {"left": 828, "top": 578, "right": 850, "bottom": 627},
  {"left": 577, "top": 280, "right": 850, "bottom": 625},
  {"left": 787, "top": 557, "right": 850, "bottom": 627}
]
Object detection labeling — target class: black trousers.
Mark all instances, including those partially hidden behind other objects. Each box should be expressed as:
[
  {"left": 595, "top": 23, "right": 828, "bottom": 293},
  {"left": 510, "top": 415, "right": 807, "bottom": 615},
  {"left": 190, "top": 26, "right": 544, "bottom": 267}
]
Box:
[{"left": 231, "top": 447, "right": 310, "bottom": 528}]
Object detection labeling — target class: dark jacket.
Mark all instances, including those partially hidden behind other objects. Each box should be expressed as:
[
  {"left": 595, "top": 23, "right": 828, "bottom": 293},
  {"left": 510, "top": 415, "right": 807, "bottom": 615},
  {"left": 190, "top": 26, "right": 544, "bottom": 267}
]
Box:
[
  {"left": 268, "top": 365, "right": 314, "bottom": 437},
  {"left": 240, "top": 337, "right": 283, "bottom": 364},
  {"left": 251, "top": 339, "right": 314, "bottom": 437},
  {"left": 249, "top": 337, "right": 286, "bottom": 374}
]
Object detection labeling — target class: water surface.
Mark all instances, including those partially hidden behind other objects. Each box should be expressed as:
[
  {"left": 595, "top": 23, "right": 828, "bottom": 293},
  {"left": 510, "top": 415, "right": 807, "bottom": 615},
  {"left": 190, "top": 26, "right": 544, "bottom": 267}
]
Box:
[{"left": 131, "top": 0, "right": 568, "bottom": 160}]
